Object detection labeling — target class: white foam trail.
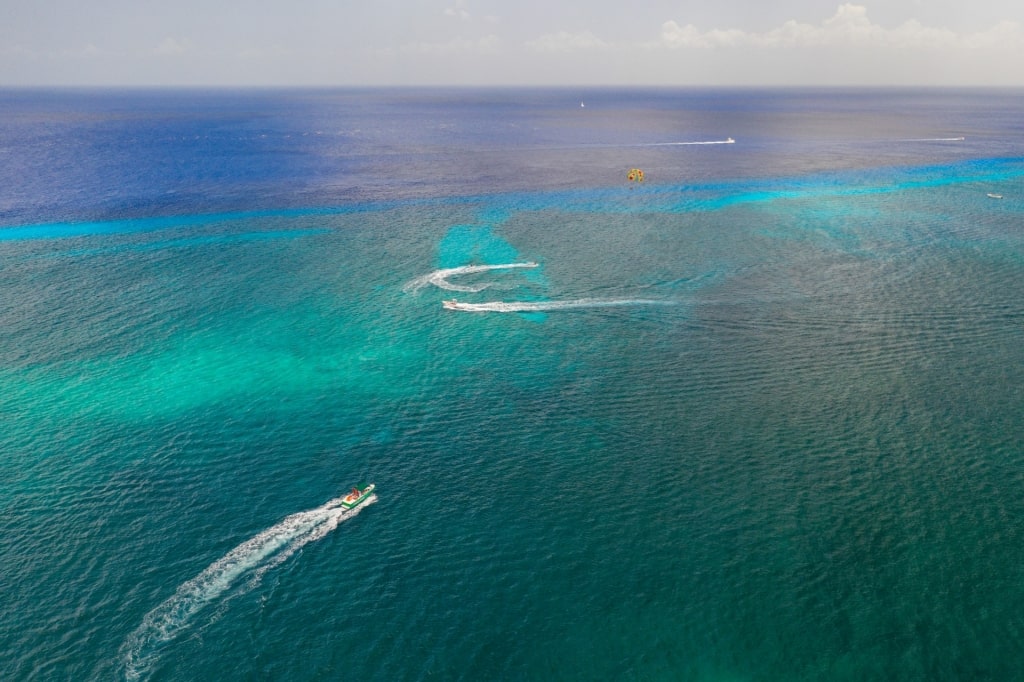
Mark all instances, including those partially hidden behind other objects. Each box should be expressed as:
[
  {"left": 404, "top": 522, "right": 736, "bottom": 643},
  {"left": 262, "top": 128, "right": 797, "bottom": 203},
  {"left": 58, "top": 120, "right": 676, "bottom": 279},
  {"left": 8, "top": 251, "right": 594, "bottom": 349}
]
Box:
[
  {"left": 403, "top": 262, "right": 539, "bottom": 294},
  {"left": 444, "top": 298, "right": 675, "bottom": 313},
  {"left": 634, "top": 138, "right": 735, "bottom": 146},
  {"left": 900, "top": 136, "right": 965, "bottom": 142},
  {"left": 559, "top": 138, "right": 735, "bottom": 149},
  {"left": 120, "top": 495, "right": 377, "bottom": 681}
]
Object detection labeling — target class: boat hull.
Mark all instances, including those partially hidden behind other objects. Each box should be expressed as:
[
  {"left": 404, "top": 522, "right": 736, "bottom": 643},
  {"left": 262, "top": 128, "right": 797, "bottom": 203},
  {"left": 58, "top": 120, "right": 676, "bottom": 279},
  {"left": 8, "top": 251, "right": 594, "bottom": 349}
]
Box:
[{"left": 339, "top": 483, "right": 375, "bottom": 509}]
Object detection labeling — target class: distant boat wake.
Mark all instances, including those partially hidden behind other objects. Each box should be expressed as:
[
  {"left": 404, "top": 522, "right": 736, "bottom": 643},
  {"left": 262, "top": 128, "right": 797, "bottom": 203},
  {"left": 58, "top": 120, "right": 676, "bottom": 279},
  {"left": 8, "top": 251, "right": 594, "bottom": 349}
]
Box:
[
  {"left": 120, "top": 494, "right": 377, "bottom": 681},
  {"left": 900, "top": 136, "right": 965, "bottom": 142},
  {"left": 409, "top": 263, "right": 673, "bottom": 313},
  {"left": 554, "top": 138, "right": 735, "bottom": 149},
  {"left": 633, "top": 138, "right": 735, "bottom": 146},
  {"left": 403, "top": 262, "right": 539, "bottom": 294},
  {"left": 443, "top": 298, "right": 675, "bottom": 313}
]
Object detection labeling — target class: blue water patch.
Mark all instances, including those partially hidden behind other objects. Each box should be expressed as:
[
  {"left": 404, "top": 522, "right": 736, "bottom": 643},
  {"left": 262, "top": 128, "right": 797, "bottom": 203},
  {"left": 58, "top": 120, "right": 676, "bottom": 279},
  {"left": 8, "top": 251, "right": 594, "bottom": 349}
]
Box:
[
  {"left": 3, "top": 157, "right": 1022, "bottom": 245},
  {"left": 0, "top": 208, "right": 345, "bottom": 242},
  {"left": 33, "top": 228, "right": 332, "bottom": 259},
  {"left": 437, "top": 223, "right": 522, "bottom": 268}
]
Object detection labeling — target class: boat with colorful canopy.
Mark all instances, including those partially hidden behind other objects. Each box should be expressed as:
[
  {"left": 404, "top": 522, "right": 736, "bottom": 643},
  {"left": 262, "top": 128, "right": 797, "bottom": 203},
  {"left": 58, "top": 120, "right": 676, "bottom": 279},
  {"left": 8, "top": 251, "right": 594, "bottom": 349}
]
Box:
[{"left": 340, "top": 483, "right": 375, "bottom": 509}]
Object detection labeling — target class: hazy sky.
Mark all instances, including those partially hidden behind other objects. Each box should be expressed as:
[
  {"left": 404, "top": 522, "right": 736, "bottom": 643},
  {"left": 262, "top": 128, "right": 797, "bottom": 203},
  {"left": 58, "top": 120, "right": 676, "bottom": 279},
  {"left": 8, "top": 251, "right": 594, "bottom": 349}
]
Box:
[{"left": 2, "top": 1, "right": 1023, "bottom": 86}]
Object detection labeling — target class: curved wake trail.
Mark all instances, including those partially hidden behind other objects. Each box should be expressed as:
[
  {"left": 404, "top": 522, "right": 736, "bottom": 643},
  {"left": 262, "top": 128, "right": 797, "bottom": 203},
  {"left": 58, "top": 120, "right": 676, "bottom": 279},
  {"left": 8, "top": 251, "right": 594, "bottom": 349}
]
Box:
[
  {"left": 403, "top": 262, "right": 539, "bottom": 294},
  {"left": 444, "top": 298, "right": 675, "bottom": 313},
  {"left": 120, "top": 495, "right": 377, "bottom": 681}
]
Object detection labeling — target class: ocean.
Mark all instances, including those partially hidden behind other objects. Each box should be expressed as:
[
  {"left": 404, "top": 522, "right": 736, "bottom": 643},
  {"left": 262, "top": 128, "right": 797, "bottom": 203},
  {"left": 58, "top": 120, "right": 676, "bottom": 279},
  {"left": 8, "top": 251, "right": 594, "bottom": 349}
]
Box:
[{"left": 1, "top": 87, "right": 1023, "bottom": 681}]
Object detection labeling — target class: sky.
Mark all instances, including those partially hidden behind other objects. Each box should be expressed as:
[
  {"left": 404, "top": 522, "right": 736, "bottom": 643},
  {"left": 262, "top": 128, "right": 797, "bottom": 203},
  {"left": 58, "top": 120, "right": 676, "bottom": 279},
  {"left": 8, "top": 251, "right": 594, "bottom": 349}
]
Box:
[{"left": 2, "top": 1, "right": 1023, "bottom": 87}]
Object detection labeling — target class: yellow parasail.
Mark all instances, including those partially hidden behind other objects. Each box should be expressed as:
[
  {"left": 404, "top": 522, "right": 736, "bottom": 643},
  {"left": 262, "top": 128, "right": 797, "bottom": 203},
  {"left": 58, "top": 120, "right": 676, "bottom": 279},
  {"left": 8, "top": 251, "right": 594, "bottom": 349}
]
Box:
[{"left": 627, "top": 168, "right": 645, "bottom": 182}]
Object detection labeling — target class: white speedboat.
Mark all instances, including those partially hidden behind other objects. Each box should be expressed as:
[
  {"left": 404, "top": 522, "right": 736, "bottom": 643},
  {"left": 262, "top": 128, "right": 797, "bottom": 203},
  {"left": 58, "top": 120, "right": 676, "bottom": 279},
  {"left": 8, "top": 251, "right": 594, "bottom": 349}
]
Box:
[{"left": 443, "top": 299, "right": 496, "bottom": 312}]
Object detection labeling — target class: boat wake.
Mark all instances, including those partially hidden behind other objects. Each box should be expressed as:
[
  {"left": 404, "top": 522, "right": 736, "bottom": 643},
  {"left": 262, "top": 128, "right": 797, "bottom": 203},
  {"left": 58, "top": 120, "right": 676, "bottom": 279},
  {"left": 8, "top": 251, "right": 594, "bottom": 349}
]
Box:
[
  {"left": 900, "top": 136, "right": 965, "bottom": 142},
  {"left": 634, "top": 138, "right": 735, "bottom": 146},
  {"left": 119, "top": 494, "right": 377, "bottom": 681},
  {"left": 404, "top": 262, "right": 539, "bottom": 294},
  {"left": 443, "top": 298, "right": 675, "bottom": 313}
]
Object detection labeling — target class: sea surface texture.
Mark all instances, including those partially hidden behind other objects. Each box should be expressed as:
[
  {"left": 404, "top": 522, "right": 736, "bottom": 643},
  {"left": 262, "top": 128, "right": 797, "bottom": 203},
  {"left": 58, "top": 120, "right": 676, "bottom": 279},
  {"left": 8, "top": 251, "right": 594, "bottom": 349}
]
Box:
[{"left": 1, "top": 88, "right": 1023, "bottom": 681}]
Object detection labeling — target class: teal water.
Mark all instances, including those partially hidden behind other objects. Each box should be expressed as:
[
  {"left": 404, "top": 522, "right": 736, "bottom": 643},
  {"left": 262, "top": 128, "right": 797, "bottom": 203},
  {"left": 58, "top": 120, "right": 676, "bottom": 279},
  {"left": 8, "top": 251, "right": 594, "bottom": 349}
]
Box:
[{"left": 2, "top": 89, "right": 1024, "bottom": 681}]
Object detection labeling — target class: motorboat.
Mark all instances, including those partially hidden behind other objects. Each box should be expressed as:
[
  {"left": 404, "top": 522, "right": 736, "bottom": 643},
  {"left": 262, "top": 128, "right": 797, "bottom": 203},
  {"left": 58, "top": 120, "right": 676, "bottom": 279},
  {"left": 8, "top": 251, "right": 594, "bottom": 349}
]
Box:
[
  {"left": 442, "top": 299, "right": 484, "bottom": 311},
  {"left": 340, "top": 483, "right": 375, "bottom": 509}
]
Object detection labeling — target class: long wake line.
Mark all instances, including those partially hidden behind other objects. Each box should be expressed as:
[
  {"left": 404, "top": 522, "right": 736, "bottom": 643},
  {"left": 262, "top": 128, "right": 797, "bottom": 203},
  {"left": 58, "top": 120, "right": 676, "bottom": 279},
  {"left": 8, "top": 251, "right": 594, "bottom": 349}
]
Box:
[
  {"left": 633, "top": 138, "right": 735, "bottom": 146},
  {"left": 443, "top": 298, "right": 676, "bottom": 313},
  {"left": 119, "top": 494, "right": 377, "bottom": 681}
]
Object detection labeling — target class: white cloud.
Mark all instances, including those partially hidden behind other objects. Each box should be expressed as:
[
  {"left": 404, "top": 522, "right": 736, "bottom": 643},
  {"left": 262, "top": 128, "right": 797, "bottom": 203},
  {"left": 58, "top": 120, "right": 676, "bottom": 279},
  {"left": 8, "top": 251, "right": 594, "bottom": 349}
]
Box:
[
  {"left": 526, "top": 30, "right": 611, "bottom": 52},
  {"left": 154, "top": 37, "right": 194, "bottom": 56},
  {"left": 444, "top": 0, "right": 470, "bottom": 20},
  {"left": 660, "top": 3, "right": 1024, "bottom": 50},
  {"left": 963, "top": 20, "right": 1024, "bottom": 49},
  {"left": 659, "top": 23, "right": 746, "bottom": 49}
]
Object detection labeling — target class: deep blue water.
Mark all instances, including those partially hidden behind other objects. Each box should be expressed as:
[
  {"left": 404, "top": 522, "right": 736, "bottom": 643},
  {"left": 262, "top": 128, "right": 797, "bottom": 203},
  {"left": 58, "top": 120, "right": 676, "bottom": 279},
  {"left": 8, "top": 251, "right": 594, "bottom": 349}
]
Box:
[{"left": 1, "top": 88, "right": 1023, "bottom": 681}]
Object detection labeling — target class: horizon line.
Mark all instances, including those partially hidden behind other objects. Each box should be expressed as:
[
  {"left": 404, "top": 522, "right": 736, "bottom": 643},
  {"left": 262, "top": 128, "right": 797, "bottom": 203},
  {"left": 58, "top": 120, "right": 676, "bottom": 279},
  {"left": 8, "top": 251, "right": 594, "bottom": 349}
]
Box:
[{"left": 3, "top": 83, "right": 1024, "bottom": 91}]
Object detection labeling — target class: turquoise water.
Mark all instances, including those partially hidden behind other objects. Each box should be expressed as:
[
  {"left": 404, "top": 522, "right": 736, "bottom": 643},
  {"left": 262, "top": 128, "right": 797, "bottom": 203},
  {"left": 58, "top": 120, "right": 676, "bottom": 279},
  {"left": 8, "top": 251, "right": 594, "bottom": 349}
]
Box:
[{"left": 2, "top": 89, "right": 1024, "bottom": 680}]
